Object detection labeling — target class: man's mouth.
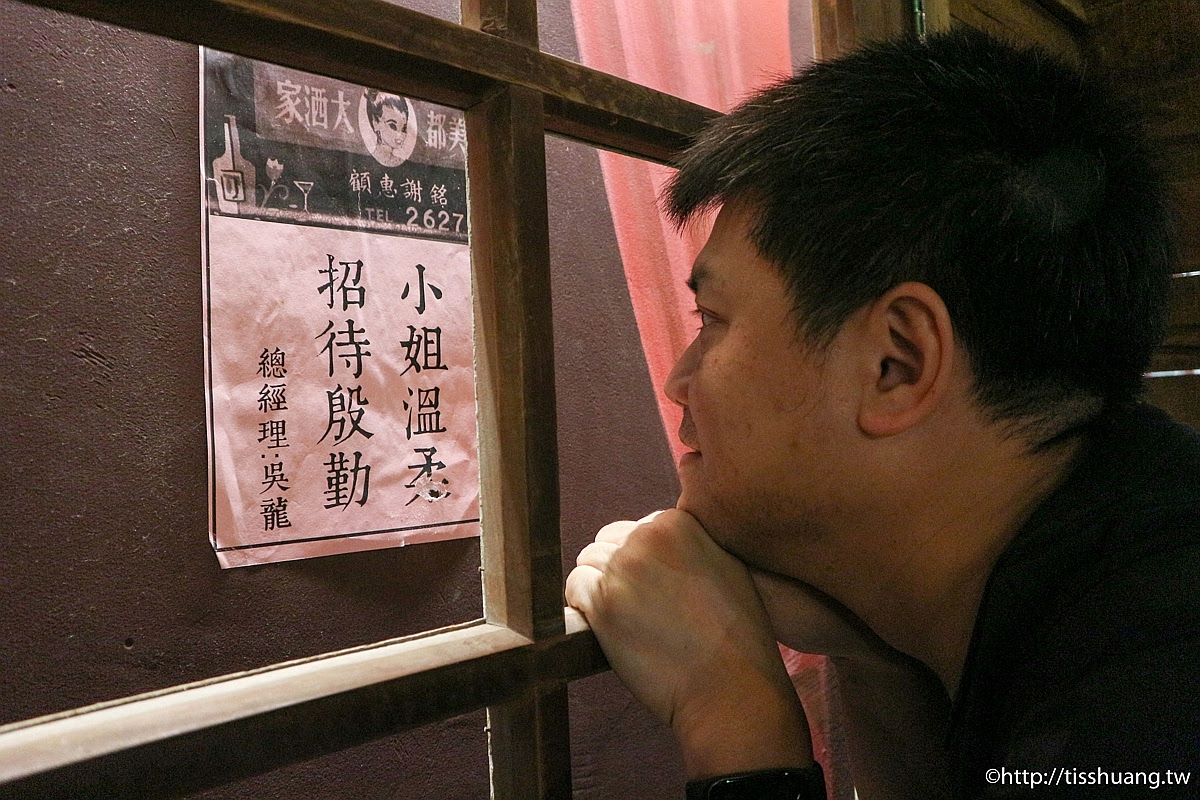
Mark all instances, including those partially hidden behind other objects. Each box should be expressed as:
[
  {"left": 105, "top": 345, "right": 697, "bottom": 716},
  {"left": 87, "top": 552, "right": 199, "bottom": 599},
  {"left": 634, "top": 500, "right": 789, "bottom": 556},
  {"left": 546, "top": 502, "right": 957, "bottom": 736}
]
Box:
[{"left": 678, "top": 410, "right": 700, "bottom": 453}]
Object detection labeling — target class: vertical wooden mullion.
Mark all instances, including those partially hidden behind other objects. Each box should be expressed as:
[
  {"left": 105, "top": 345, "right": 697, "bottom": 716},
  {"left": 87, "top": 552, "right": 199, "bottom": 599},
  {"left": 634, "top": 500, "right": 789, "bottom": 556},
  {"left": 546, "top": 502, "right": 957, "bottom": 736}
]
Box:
[
  {"left": 464, "top": 0, "right": 572, "bottom": 797},
  {"left": 465, "top": 29, "right": 562, "bottom": 648},
  {"left": 463, "top": 0, "right": 539, "bottom": 48},
  {"left": 486, "top": 682, "right": 573, "bottom": 799},
  {"left": 469, "top": 80, "right": 573, "bottom": 800}
]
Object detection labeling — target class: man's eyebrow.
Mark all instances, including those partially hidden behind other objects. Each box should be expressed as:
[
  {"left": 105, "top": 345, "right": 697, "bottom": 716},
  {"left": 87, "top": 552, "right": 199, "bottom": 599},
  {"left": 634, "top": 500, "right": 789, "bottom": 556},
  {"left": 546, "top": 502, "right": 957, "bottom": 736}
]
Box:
[{"left": 686, "top": 262, "right": 710, "bottom": 294}]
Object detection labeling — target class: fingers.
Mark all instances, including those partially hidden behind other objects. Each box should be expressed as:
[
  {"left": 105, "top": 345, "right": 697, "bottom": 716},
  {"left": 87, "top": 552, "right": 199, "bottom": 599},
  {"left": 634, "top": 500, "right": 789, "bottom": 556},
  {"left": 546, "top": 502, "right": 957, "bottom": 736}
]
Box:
[
  {"left": 593, "top": 508, "right": 667, "bottom": 545},
  {"left": 595, "top": 519, "right": 638, "bottom": 545},
  {"left": 575, "top": 540, "right": 619, "bottom": 570},
  {"left": 569, "top": 509, "right": 702, "bottom": 618},
  {"left": 564, "top": 563, "right": 602, "bottom": 612},
  {"left": 568, "top": 511, "right": 668, "bottom": 617}
]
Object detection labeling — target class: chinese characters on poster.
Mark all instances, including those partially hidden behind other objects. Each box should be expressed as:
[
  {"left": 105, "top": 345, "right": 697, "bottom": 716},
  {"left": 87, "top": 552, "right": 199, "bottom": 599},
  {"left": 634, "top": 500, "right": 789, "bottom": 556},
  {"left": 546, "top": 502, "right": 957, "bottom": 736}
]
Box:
[{"left": 201, "top": 50, "right": 480, "bottom": 568}]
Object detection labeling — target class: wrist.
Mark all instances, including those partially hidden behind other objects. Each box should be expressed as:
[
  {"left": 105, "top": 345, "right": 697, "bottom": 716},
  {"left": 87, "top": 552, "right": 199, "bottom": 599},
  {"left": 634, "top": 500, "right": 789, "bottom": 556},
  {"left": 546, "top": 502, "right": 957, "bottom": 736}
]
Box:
[
  {"left": 685, "top": 763, "right": 826, "bottom": 800},
  {"left": 673, "top": 676, "right": 813, "bottom": 781}
]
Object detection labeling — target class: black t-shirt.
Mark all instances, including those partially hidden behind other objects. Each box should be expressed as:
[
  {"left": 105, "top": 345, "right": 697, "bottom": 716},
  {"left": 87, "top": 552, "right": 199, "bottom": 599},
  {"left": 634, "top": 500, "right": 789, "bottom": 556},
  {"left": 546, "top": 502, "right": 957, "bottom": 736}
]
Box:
[{"left": 948, "top": 403, "right": 1200, "bottom": 797}]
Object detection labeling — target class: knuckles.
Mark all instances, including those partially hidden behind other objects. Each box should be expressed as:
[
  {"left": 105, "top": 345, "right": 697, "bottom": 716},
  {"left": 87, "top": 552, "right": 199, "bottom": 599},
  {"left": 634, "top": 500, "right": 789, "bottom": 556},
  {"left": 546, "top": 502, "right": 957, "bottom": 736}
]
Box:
[{"left": 568, "top": 509, "right": 716, "bottom": 620}]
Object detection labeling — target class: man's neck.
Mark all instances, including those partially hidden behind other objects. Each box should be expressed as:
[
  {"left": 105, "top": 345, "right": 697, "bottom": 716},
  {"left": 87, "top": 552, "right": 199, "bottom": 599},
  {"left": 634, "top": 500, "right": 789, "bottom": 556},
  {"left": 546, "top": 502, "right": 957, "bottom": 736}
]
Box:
[{"left": 803, "top": 422, "right": 1085, "bottom": 696}]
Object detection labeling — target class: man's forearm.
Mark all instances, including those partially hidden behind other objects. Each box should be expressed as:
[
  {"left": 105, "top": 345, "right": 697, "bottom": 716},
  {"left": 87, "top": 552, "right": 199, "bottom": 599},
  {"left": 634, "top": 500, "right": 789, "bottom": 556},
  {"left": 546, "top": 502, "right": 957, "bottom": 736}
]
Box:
[{"left": 829, "top": 654, "right": 953, "bottom": 799}]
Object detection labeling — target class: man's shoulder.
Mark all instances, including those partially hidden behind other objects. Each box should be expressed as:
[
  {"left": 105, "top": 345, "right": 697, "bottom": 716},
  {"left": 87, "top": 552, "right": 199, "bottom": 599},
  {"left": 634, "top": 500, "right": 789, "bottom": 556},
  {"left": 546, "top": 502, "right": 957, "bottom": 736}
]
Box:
[
  {"left": 1006, "top": 402, "right": 1200, "bottom": 570},
  {"left": 1079, "top": 401, "right": 1200, "bottom": 506},
  {"left": 1070, "top": 397, "right": 1192, "bottom": 478},
  {"left": 990, "top": 401, "right": 1200, "bottom": 694},
  {"left": 948, "top": 403, "right": 1200, "bottom": 794}
]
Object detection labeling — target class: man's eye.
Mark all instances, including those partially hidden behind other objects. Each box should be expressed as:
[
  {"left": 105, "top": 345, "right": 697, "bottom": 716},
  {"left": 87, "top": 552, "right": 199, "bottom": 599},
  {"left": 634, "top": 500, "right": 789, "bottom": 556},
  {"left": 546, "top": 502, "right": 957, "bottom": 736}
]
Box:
[{"left": 694, "top": 309, "right": 716, "bottom": 329}]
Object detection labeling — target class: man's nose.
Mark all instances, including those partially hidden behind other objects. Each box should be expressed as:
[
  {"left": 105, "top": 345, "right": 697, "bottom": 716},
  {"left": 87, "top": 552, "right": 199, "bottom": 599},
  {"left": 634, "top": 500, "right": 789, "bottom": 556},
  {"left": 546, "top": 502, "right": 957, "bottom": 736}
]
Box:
[{"left": 664, "top": 340, "right": 697, "bottom": 407}]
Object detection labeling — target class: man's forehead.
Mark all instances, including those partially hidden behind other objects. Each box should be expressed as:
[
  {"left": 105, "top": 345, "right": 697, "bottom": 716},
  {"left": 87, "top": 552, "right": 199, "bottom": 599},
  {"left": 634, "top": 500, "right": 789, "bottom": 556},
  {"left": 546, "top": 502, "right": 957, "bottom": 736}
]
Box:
[{"left": 687, "top": 200, "right": 766, "bottom": 294}]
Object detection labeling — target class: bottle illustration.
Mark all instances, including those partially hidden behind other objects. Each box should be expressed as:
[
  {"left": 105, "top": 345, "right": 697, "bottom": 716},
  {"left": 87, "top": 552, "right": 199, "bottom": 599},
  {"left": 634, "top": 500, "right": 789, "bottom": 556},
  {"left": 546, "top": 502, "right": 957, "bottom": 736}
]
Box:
[{"left": 211, "top": 114, "right": 258, "bottom": 215}]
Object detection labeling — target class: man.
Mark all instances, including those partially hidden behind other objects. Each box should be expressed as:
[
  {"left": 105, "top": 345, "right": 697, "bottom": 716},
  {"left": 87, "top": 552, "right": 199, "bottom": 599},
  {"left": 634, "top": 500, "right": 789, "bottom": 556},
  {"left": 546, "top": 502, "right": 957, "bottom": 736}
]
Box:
[{"left": 566, "top": 28, "right": 1200, "bottom": 799}]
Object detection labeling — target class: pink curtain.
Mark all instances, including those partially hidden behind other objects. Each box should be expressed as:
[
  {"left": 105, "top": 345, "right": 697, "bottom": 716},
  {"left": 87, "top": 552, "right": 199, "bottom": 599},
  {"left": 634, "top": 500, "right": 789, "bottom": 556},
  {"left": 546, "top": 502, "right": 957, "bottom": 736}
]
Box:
[
  {"left": 568, "top": 3, "right": 850, "bottom": 798},
  {"left": 569, "top": 0, "right": 793, "bottom": 464}
]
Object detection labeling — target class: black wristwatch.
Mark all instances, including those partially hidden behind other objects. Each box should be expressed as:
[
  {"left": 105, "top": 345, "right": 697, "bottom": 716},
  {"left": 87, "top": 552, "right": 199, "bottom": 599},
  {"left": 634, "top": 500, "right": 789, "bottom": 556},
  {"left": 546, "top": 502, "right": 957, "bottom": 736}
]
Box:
[{"left": 685, "top": 763, "right": 826, "bottom": 800}]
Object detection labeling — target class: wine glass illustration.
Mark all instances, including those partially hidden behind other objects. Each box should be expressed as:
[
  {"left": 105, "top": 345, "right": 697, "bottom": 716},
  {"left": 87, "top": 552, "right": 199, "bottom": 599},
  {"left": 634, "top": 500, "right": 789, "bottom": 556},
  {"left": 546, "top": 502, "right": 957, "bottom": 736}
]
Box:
[{"left": 293, "top": 180, "right": 315, "bottom": 213}]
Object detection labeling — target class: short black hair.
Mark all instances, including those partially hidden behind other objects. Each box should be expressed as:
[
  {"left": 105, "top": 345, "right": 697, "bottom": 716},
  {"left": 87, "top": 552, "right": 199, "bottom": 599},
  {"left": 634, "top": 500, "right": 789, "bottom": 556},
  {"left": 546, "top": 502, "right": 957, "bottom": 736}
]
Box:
[{"left": 667, "top": 28, "right": 1175, "bottom": 434}]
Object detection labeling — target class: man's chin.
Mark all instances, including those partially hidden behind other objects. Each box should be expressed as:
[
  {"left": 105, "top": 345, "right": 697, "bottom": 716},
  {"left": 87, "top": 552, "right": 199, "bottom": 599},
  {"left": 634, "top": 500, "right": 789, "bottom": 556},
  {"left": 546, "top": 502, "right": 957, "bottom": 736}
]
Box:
[
  {"left": 674, "top": 476, "right": 718, "bottom": 540},
  {"left": 674, "top": 488, "right": 766, "bottom": 568}
]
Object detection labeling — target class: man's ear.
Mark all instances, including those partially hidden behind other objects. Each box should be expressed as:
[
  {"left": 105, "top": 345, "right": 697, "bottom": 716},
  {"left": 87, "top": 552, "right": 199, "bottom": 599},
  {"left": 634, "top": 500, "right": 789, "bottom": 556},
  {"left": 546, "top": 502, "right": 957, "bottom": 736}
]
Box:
[{"left": 856, "top": 282, "right": 955, "bottom": 438}]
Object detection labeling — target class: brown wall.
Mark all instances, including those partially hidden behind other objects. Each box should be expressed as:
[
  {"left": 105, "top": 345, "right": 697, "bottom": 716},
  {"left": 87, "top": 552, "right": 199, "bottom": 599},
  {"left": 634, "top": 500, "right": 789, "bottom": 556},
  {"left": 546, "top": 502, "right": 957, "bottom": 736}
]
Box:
[
  {"left": 949, "top": 0, "right": 1085, "bottom": 61},
  {"left": 945, "top": 0, "right": 1200, "bottom": 428},
  {"left": 0, "top": 0, "right": 684, "bottom": 796},
  {"left": 1083, "top": 0, "right": 1200, "bottom": 426}
]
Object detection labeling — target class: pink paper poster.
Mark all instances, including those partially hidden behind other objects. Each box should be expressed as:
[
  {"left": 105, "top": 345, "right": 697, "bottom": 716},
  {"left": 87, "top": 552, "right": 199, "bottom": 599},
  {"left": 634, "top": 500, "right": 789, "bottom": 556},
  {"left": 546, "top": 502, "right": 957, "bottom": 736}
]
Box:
[{"left": 200, "top": 50, "right": 479, "bottom": 568}]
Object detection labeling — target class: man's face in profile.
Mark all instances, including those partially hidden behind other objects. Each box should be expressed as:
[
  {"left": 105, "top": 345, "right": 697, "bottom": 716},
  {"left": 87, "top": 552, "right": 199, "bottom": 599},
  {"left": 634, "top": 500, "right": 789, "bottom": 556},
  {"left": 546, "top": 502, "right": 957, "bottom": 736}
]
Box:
[{"left": 666, "top": 201, "right": 856, "bottom": 567}]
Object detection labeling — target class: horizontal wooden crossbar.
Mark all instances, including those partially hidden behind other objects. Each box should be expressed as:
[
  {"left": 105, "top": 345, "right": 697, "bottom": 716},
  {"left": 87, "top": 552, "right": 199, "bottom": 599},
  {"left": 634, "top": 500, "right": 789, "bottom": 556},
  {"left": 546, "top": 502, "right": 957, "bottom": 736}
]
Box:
[
  {"left": 17, "top": 0, "right": 717, "bottom": 162},
  {"left": 0, "top": 610, "right": 606, "bottom": 799}
]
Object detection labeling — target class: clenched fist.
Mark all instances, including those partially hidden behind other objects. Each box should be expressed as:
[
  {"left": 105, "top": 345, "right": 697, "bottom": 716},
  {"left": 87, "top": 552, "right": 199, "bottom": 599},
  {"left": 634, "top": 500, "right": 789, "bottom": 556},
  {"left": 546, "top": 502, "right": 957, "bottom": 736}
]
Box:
[{"left": 565, "top": 508, "right": 814, "bottom": 780}]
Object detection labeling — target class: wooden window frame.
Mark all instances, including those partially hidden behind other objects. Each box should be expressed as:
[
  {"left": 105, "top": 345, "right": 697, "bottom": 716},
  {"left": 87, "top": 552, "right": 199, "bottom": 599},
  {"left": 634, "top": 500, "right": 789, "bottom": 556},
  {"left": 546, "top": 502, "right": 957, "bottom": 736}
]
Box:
[
  {"left": 0, "top": 2, "right": 712, "bottom": 796},
  {"left": 0, "top": 1, "right": 905, "bottom": 796}
]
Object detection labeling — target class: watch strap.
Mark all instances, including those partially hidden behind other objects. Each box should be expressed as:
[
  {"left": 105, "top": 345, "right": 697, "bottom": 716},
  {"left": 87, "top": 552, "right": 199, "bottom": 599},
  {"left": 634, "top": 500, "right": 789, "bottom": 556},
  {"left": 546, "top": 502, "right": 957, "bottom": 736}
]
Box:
[{"left": 685, "top": 762, "right": 825, "bottom": 800}]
